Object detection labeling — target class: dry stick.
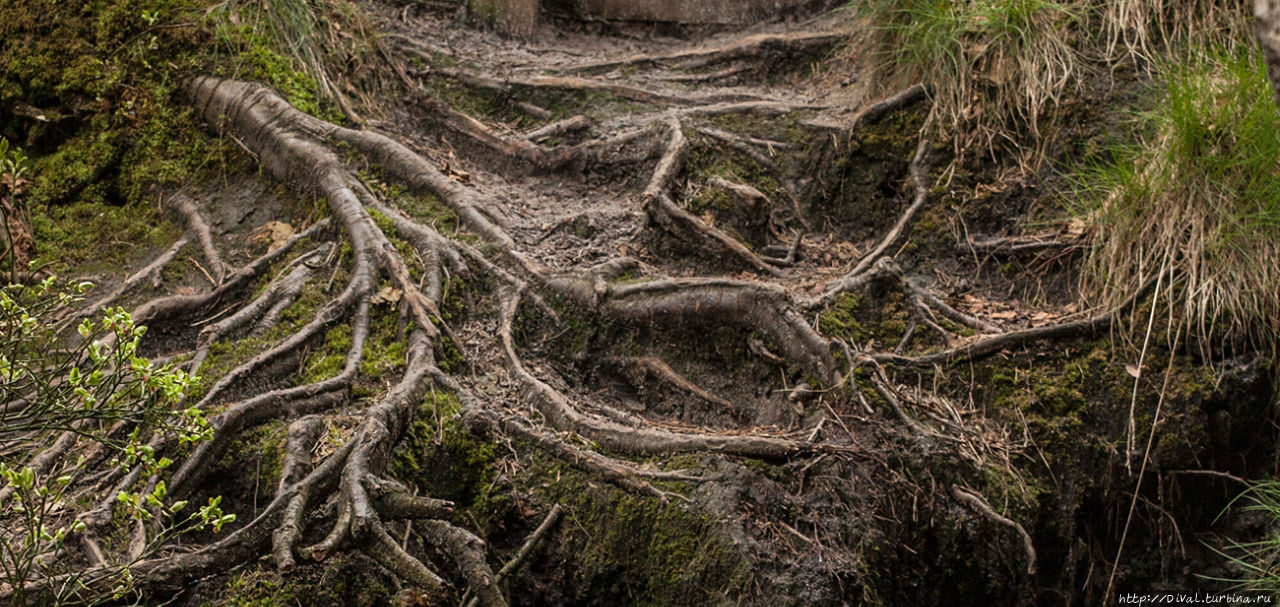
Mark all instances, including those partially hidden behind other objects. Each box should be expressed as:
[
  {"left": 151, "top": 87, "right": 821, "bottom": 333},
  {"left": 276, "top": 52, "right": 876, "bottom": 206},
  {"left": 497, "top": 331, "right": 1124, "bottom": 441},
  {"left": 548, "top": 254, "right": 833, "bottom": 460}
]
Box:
[
  {"left": 461, "top": 504, "right": 564, "bottom": 607},
  {"left": 872, "top": 278, "right": 1158, "bottom": 367},
  {"left": 812, "top": 132, "right": 932, "bottom": 309},
  {"left": 950, "top": 485, "right": 1037, "bottom": 575},
  {"left": 1105, "top": 278, "right": 1180, "bottom": 602},
  {"left": 643, "top": 117, "right": 785, "bottom": 277},
  {"left": 1166, "top": 469, "right": 1249, "bottom": 486},
  {"left": 495, "top": 504, "right": 562, "bottom": 581}
]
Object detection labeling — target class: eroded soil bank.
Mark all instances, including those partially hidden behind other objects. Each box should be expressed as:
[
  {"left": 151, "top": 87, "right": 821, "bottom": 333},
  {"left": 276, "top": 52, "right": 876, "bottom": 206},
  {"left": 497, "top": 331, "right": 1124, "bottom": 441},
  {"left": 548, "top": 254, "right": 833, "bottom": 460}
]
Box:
[{"left": 4, "top": 0, "right": 1276, "bottom": 605}]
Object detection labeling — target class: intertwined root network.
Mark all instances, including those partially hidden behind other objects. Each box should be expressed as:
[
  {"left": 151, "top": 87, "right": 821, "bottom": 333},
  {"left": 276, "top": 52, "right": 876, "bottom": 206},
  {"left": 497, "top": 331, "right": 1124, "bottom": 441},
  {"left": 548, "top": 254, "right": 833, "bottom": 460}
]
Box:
[{"left": 6, "top": 25, "right": 1132, "bottom": 602}]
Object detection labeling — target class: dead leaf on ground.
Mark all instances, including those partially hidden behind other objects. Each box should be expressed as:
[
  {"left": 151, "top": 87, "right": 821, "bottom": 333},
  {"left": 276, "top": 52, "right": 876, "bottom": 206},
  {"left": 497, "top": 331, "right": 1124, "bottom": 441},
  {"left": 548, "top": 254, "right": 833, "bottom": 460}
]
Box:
[
  {"left": 249, "top": 220, "right": 295, "bottom": 249},
  {"left": 372, "top": 286, "right": 402, "bottom": 306}
]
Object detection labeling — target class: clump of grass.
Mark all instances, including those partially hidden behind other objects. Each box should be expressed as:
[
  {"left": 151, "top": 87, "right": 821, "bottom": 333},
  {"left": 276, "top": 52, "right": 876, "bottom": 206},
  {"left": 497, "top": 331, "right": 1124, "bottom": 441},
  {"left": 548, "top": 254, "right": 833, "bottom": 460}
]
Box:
[
  {"left": 206, "top": 0, "right": 376, "bottom": 121},
  {"left": 852, "top": 0, "right": 1254, "bottom": 158},
  {"left": 856, "top": 0, "right": 1083, "bottom": 155},
  {"left": 1101, "top": 0, "right": 1250, "bottom": 66},
  {"left": 1215, "top": 481, "right": 1280, "bottom": 594},
  {"left": 1072, "top": 48, "right": 1280, "bottom": 346}
]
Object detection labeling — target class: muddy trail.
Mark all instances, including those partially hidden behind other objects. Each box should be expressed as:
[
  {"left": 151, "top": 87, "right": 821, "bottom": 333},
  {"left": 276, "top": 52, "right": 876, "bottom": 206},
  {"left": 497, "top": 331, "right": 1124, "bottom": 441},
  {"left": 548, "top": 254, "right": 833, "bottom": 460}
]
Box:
[{"left": 7, "top": 2, "right": 1277, "bottom": 606}]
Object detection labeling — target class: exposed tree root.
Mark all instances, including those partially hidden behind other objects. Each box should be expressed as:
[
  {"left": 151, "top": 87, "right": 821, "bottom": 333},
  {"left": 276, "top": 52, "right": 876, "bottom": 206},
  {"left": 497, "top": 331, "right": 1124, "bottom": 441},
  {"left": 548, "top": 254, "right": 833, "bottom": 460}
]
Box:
[
  {"left": 603, "top": 355, "right": 737, "bottom": 411},
  {"left": 561, "top": 31, "right": 849, "bottom": 75},
  {"left": 72, "top": 235, "right": 190, "bottom": 323},
  {"left": 498, "top": 288, "right": 822, "bottom": 458},
  {"left": 167, "top": 192, "right": 228, "bottom": 284},
  {"left": 525, "top": 115, "right": 594, "bottom": 143},
  {"left": 950, "top": 485, "right": 1037, "bottom": 575},
  {"left": 872, "top": 279, "right": 1155, "bottom": 366},
  {"left": 809, "top": 133, "right": 933, "bottom": 309},
  {"left": 411, "top": 61, "right": 774, "bottom": 106},
  {"left": 461, "top": 504, "right": 562, "bottom": 607},
  {"left": 643, "top": 117, "right": 786, "bottom": 276},
  {"left": 849, "top": 83, "right": 928, "bottom": 130}
]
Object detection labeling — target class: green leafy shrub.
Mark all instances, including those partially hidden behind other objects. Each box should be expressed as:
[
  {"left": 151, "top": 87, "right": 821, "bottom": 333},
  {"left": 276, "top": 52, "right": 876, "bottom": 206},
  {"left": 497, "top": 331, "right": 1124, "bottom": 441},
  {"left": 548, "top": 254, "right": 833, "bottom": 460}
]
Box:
[{"left": 0, "top": 278, "right": 232, "bottom": 604}]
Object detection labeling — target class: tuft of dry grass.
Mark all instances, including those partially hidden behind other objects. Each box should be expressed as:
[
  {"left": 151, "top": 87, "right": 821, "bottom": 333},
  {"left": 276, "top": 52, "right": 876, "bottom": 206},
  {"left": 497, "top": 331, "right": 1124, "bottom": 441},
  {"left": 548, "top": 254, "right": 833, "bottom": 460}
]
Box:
[
  {"left": 1101, "top": 0, "right": 1251, "bottom": 66},
  {"left": 855, "top": 0, "right": 1082, "bottom": 158},
  {"left": 1072, "top": 49, "right": 1280, "bottom": 347},
  {"left": 851, "top": 0, "right": 1254, "bottom": 160},
  {"left": 206, "top": 0, "right": 377, "bottom": 121}
]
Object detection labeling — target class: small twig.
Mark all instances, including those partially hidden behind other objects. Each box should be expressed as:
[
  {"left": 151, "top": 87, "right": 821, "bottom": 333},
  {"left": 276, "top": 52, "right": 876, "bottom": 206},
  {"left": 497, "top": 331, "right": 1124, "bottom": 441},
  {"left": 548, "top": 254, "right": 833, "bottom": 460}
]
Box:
[{"left": 189, "top": 256, "right": 217, "bottom": 287}]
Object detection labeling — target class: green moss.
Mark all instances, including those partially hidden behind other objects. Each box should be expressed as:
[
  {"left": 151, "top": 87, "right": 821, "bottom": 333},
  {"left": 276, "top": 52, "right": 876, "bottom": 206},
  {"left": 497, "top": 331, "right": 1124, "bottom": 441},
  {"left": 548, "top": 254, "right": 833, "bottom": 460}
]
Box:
[
  {"left": 686, "top": 187, "right": 734, "bottom": 214},
  {"left": 29, "top": 199, "right": 181, "bottom": 272},
  {"left": 818, "top": 289, "right": 912, "bottom": 347},
  {"left": 187, "top": 335, "right": 275, "bottom": 403},
  {"left": 3, "top": 0, "right": 366, "bottom": 274},
  {"left": 709, "top": 111, "right": 815, "bottom": 148},
  {"left": 357, "top": 309, "right": 407, "bottom": 391},
  {"left": 685, "top": 141, "right": 784, "bottom": 201},
  {"left": 392, "top": 390, "right": 508, "bottom": 531},
  {"left": 299, "top": 324, "right": 352, "bottom": 385},
  {"left": 545, "top": 473, "right": 749, "bottom": 606},
  {"left": 204, "top": 553, "right": 393, "bottom": 606},
  {"left": 819, "top": 294, "right": 872, "bottom": 343},
  {"left": 223, "top": 419, "right": 287, "bottom": 499}
]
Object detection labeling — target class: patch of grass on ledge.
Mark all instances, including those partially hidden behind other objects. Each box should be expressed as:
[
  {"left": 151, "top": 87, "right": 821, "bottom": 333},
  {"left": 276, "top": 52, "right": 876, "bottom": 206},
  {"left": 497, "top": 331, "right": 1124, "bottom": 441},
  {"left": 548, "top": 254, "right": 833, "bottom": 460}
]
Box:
[
  {"left": 1071, "top": 48, "right": 1280, "bottom": 346},
  {"left": 849, "top": 0, "right": 1252, "bottom": 159}
]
